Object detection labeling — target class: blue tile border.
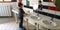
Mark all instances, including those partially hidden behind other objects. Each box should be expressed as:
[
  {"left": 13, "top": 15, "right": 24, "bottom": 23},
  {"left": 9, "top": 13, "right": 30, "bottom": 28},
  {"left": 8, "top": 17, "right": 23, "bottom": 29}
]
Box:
[
  {"left": 24, "top": 5, "right": 49, "bottom": 9},
  {"left": 43, "top": 0, "right": 49, "bottom": 2},
  {"left": 24, "top": 5, "right": 33, "bottom": 9},
  {"left": 33, "top": 10, "right": 60, "bottom": 19},
  {"left": 43, "top": 5, "right": 49, "bottom": 9}
]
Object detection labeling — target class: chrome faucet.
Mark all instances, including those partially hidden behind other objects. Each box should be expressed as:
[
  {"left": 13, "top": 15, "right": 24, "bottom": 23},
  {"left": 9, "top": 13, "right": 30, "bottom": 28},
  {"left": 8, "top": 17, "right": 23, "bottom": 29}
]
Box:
[{"left": 37, "top": 13, "right": 39, "bottom": 17}]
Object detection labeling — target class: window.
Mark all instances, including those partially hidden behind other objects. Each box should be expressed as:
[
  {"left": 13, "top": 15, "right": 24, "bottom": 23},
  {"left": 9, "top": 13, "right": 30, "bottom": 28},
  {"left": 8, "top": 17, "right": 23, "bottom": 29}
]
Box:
[
  {"left": 0, "top": 0, "right": 17, "bottom": 2},
  {"left": 0, "top": 0, "right": 3, "bottom": 1},
  {"left": 0, "top": 0, "right": 11, "bottom": 2},
  {"left": 4, "top": 0, "right": 11, "bottom": 1}
]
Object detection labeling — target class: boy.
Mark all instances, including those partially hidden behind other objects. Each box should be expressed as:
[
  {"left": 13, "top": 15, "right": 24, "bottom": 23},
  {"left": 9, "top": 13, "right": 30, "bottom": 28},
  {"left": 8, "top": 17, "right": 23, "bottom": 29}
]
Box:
[
  {"left": 18, "top": 3, "right": 27, "bottom": 30},
  {"left": 38, "top": 1, "right": 43, "bottom": 10}
]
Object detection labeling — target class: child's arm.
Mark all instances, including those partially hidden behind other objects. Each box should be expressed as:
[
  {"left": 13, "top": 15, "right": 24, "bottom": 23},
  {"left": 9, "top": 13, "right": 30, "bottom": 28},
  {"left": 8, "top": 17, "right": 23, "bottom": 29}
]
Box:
[
  {"left": 23, "top": 9, "right": 30, "bottom": 16},
  {"left": 24, "top": 13, "right": 30, "bottom": 17}
]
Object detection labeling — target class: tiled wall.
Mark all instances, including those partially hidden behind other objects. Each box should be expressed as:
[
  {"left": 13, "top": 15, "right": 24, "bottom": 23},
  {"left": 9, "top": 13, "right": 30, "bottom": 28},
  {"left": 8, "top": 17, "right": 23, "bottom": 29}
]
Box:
[
  {"left": 22, "top": 0, "right": 60, "bottom": 16},
  {"left": 22, "top": 0, "right": 60, "bottom": 15}
]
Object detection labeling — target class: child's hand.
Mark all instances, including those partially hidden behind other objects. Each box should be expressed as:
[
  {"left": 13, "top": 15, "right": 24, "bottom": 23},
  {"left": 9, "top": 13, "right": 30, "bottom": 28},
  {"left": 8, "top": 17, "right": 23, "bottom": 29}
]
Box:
[{"left": 24, "top": 13, "right": 30, "bottom": 17}]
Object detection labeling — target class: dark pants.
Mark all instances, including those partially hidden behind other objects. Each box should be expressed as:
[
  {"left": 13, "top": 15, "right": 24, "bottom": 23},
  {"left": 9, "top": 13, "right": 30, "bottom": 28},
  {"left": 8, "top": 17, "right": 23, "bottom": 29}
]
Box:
[
  {"left": 19, "top": 18, "right": 23, "bottom": 28},
  {"left": 19, "top": 17, "right": 26, "bottom": 30}
]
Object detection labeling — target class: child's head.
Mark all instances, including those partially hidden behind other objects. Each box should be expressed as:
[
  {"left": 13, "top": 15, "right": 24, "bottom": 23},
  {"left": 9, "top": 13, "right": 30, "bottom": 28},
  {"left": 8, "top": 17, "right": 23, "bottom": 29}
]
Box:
[
  {"left": 18, "top": 3, "right": 23, "bottom": 8},
  {"left": 38, "top": 1, "right": 42, "bottom": 5}
]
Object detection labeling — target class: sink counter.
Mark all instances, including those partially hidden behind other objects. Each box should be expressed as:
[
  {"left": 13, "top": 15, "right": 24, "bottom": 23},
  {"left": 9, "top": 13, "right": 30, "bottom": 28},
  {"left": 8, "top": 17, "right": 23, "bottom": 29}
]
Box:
[
  {"left": 12, "top": 8, "right": 60, "bottom": 30},
  {"left": 35, "top": 18, "right": 60, "bottom": 29}
]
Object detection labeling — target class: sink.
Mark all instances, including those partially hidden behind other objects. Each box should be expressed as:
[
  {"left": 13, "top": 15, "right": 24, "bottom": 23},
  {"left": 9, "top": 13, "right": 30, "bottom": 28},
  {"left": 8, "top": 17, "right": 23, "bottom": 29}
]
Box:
[
  {"left": 43, "top": 20, "right": 57, "bottom": 27},
  {"left": 30, "top": 16, "right": 60, "bottom": 29},
  {"left": 30, "top": 16, "right": 41, "bottom": 21},
  {"left": 39, "top": 19, "right": 57, "bottom": 29}
]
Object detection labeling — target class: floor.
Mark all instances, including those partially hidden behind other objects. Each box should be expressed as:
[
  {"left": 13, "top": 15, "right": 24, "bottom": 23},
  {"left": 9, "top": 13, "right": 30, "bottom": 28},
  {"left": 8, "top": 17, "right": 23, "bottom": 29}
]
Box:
[
  {"left": 0, "top": 18, "right": 35, "bottom": 30},
  {"left": 0, "top": 18, "right": 60, "bottom": 30}
]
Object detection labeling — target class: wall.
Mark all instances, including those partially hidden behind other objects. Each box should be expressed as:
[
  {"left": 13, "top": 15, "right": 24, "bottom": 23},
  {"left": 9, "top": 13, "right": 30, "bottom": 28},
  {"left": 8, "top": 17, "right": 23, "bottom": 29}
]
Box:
[
  {"left": 0, "top": 2, "right": 18, "bottom": 16},
  {"left": 11, "top": 2, "right": 18, "bottom": 9},
  {"left": 22, "top": 0, "right": 60, "bottom": 17}
]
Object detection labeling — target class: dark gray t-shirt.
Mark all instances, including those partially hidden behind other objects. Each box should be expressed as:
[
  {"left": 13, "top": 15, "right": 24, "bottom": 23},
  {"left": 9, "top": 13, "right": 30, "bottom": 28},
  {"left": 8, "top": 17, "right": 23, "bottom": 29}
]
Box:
[
  {"left": 19, "top": 8, "right": 25, "bottom": 19},
  {"left": 38, "top": 4, "right": 43, "bottom": 10}
]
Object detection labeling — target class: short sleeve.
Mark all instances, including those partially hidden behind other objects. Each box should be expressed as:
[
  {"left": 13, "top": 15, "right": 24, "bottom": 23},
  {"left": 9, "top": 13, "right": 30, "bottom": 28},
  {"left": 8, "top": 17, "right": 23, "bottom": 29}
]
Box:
[{"left": 22, "top": 9, "right": 25, "bottom": 14}]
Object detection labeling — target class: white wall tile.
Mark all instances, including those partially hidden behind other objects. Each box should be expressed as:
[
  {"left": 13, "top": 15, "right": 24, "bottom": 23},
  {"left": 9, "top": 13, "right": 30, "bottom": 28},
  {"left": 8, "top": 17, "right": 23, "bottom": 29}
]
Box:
[
  {"left": 42, "top": 9, "right": 49, "bottom": 13},
  {"left": 56, "top": 12, "right": 60, "bottom": 16}
]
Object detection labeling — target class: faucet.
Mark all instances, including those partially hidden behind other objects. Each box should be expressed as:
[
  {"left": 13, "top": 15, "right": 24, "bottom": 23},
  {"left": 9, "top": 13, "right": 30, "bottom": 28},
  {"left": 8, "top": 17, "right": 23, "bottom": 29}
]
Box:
[
  {"left": 51, "top": 11, "right": 56, "bottom": 21},
  {"left": 51, "top": 17, "right": 54, "bottom": 21},
  {"left": 37, "top": 13, "right": 40, "bottom": 17}
]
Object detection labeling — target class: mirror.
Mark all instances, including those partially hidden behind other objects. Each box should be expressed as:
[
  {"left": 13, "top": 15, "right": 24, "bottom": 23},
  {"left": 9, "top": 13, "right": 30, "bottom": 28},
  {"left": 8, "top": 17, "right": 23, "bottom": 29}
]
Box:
[
  {"left": 33, "top": 4, "right": 38, "bottom": 10},
  {"left": 53, "top": 0, "right": 60, "bottom": 10}
]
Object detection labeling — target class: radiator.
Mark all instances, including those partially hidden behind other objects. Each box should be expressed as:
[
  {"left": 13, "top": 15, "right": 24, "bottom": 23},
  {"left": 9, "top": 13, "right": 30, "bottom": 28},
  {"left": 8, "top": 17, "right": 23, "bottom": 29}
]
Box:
[{"left": 0, "top": 3, "right": 11, "bottom": 16}]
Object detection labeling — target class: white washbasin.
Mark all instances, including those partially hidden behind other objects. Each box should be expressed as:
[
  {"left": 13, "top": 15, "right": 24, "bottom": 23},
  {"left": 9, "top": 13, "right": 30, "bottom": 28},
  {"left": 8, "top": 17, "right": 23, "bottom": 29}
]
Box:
[
  {"left": 30, "top": 16, "right": 41, "bottom": 21},
  {"left": 30, "top": 16, "right": 60, "bottom": 29},
  {"left": 39, "top": 19, "right": 57, "bottom": 29}
]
